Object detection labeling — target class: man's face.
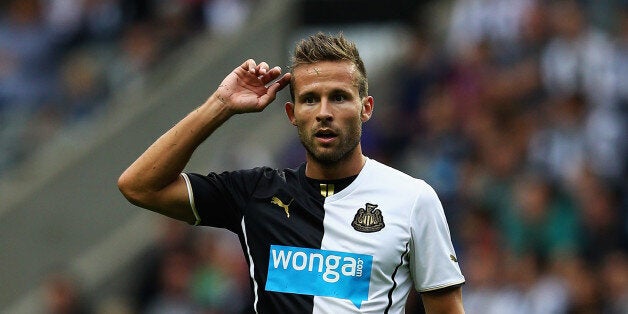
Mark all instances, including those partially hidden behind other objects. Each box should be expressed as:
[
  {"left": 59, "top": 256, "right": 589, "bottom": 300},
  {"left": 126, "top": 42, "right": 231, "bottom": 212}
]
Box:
[{"left": 286, "top": 61, "right": 373, "bottom": 165}]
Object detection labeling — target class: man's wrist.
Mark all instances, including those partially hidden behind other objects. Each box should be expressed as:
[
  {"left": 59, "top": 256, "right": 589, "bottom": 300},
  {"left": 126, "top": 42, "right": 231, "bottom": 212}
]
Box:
[{"left": 200, "top": 92, "right": 235, "bottom": 122}]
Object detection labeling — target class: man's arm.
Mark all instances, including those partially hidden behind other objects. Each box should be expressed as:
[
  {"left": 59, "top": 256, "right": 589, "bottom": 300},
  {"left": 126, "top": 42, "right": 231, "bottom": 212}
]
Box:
[
  {"left": 117, "top": 59, "right": 291, "bottom": 223},
  {"left": 421, "top": 286, "right": 464, "bottom": 314}
]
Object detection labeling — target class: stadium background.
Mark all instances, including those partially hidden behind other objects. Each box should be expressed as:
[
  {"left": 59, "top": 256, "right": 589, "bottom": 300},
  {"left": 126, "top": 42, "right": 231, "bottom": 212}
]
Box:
[{"left": 0, "top": 0, "right": 626, "bottom": 313}]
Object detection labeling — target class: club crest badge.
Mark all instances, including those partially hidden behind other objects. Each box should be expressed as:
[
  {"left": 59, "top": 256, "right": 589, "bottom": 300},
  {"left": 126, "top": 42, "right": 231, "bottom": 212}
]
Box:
[{"left": 351, "top": 203, "right": 385, "bottom": 233}]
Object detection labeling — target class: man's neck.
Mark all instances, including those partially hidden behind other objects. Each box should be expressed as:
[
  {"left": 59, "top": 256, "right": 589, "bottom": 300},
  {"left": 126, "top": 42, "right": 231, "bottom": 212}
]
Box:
[{"left": 304, "top": 149, "right": 367, "bottom": 180}]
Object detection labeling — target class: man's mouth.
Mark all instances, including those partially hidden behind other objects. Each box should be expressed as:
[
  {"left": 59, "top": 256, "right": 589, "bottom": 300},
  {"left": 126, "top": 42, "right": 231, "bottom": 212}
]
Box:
[{"left": 314, "top": 129, "right": 338, "bottom": 141}]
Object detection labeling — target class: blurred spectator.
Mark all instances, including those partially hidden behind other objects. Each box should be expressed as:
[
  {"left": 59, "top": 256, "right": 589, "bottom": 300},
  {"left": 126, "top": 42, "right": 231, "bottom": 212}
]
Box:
[
  {"left": 600, "top": 251, "right": 628, "bottom": 313},
  {"left": 575, "top": 167, "right": 627, "bottom": 265},
  {"left": 507, "top": 253, "right": 568, "bottom": 314},
  {"left": 132, "top": 219, "right": 196, "bottom": 312},
  {"left": 446, "top": 0, "right": 535, "bottom": 61},
  {"left": 93, "top": 296, "right": 134, "bottom": 314},
  {"left": 0, "top": 0, "right": 59, "bottom": 107},
  {"left": 143, "top": 248, "right": 199, "bottom": 314},
  {"left": 150, "top": 0, "right": 205, "bottom": 48},
  {"left": 107, "top": 21, "right": 163, "bottom": 90},
  {"left": 527, "top": 93, "right": 587, "bottom": 191},
  {"left": 540, "top": 0, "right": 616, "bottom": 108},
  {"left": 190, "top": 230, "right": 252, "bottom": 313},
  {"left": 560, "top": 256, "right": 605, "bottom": 313},
  {"left": 43, "top": 271, "right": 92, "bottom": 314},
  {"left": 43, "top": 0, "right": 84, "bottom": 46},
  {"left": 616, "top": 5, "right": 628, "bottom": 108},
  {"left": 504, "top": 173, "right": 581, "bottom": 259},
  {"left": 582, "top": 102, "right": 626, "bottom": 184},
  {"left": 385, "top": 30, "right": 450, "bottom": 163},
  {"left": 460, "top": 244, "right": 517, "bottom": 313},
  {"left": 59, "top": 49, "right": 109, "bottom": 121},
  {"left": 396, "top": 84, "right": 470, "bottom": 229},
  {"left": 0, "top": 0, "right": 61, "bottom": 175},
  {"left": 459, "top": 180, "right": 570, "bottom": 314},
  {"left": 83, "top": 0, "right": 124, "bottom": 42},
  {"left": 203, "top": 0, "right": 251, "bottom": 37}
]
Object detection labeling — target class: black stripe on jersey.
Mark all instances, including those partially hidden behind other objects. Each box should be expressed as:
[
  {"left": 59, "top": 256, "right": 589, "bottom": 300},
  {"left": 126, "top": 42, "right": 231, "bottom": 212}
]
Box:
[{"left": 385, "top": 242, "right": 410, "bottom": 314}]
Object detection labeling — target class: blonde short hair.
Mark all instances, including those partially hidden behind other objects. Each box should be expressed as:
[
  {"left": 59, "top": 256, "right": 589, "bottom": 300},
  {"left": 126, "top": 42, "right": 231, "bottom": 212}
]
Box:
[{"left": 289, "top": 32, "right": 368, "bottom": 100}]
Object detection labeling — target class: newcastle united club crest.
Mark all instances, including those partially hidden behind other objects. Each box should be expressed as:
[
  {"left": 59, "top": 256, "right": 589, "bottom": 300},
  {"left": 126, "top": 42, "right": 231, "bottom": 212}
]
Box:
[{"left": 351, "top": 203, "right": 385, "bottom": 233}]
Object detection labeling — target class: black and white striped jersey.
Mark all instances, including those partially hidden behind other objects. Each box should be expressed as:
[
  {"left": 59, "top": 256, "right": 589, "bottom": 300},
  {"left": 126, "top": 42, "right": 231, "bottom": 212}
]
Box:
[{"left": 182, "top": 158, "right": 464, "bottom": 313}]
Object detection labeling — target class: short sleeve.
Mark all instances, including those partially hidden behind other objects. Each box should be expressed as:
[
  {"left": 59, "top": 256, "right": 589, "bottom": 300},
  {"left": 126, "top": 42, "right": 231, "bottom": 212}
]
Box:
[
  {"left": 409, "top": 181, "right": 465, "bottom": 292},
  {"left": 182, "top": 168, "right": 265, "bottom": 232}
]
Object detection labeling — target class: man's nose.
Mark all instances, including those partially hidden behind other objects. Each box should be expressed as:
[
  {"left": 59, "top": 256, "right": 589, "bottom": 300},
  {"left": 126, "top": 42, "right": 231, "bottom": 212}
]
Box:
[{"left": 316, "top": 99, "right": 333, "bottom": 122}]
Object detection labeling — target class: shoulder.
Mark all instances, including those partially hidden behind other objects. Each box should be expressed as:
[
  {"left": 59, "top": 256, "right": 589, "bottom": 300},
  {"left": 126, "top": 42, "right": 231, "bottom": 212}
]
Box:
[
  {"left": 186, "top": 165, "right": 298, "bottom": 193},
  {"left": 366, "top": 159, "right": 430, "bottom": 190},
  {"left": 366, "top": 159, "right": 441, "bottom": 208},
  {"left": 212, "top": 165, "right": 296, "bottom": 180},
  {"left": 229, "top": 165, "right": 301, "bottom": 190}
]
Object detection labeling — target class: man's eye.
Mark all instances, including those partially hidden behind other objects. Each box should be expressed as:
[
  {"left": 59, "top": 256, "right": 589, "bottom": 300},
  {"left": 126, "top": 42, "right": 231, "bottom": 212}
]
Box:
[
  {"left": 304, "top": 97, "right": 315, "bottom": 104},
  {"left": 332, "top": 95, "right": 345, "bottom": 102}
]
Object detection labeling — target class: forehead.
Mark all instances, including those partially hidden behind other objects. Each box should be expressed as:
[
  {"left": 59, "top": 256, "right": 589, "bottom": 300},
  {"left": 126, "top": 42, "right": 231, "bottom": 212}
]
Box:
[{"left": 291, "top": 61, "right": 359, "bottom": 94}]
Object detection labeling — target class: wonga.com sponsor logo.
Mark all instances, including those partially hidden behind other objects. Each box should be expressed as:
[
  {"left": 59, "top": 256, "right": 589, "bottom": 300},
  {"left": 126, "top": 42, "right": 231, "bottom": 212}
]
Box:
[{"left": 265, "top": 245, "right": 373, "bottom": 308}]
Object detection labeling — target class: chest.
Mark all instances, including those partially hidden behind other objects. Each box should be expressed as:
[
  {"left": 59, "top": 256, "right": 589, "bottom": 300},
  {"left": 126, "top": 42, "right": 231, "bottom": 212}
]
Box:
[{"left": 242, "top": 187, "right": 414, "bottom": 273}]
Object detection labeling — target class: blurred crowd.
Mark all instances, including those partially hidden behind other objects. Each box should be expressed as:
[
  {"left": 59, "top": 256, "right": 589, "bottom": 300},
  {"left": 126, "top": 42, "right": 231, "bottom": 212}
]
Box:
[
  {"left": 30, "top": 0, "right": 628, "bottom": 313},
  {"left": 128, "top": 221, "right": 253, "bottom": 314},
  {"left": 42, "top": 220, "right": 254, "bottom": 314},
  {"left": 0, "top": 0, "right": 253, "bottom": 178},
  {"left": 378, "top": 0, "right": 627, "bottom": 313}
]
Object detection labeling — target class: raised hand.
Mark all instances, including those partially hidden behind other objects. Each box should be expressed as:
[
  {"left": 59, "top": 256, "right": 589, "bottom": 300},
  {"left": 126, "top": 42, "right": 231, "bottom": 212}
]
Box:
[{"left": 214, "top": 59, "right": 291, "bottom": 114}]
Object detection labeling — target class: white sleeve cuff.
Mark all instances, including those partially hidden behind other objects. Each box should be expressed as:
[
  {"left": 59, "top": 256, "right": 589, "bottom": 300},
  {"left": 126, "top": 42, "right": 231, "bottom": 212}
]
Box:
[{"left": 180, "top": 173, "right": 201, "bottom": 226}]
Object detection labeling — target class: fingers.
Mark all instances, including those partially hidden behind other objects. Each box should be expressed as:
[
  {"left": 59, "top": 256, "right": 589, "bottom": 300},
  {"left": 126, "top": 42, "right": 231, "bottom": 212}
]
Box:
[
  {"left": 240, "top": 59, "right": 257, "bottom": 74},
  {"left": 235, "top": 59, "right": 290, "bottom": 109},
  {"left": 259, "top": 73, "right": 292, "bottom": 105},
  {"left": 259, "top": 66, "right": 284, "bottom": 85},
  {"left": 257, "top": 62, "right": 269, "bottom": 75},
  {"left": 239, "top": 59, "right": 281, "bottom": 79},
  {"left": 272, "top": 72, "right": 292, "bottom": 92}
]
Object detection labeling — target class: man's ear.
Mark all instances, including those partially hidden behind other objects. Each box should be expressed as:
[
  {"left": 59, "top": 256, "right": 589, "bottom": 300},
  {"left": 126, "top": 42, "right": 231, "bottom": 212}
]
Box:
[
  {"left": 285, "top": 102, "right": 297, "bottom": 125},
  {"left": 360, "top": 96, "right": 374, "bottom": 122}
]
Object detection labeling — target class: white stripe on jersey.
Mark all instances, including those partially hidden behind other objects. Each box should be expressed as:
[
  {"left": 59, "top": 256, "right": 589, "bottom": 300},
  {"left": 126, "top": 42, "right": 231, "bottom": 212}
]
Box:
[{"left": 241, "top": 218, "right": 260, "bottom": 313}]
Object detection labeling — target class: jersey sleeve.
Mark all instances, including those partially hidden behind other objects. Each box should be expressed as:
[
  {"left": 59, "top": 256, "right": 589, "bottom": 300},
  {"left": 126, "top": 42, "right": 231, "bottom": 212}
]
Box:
[
  {"left": 409, "top": 181, "right": 465, "bottom": 292},
  {"left": 182, "top": 167, "right": 266, "bottom": 232}
]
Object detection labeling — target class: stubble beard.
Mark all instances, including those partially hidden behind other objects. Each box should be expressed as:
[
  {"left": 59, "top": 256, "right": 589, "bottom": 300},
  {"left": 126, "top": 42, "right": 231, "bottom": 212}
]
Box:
[{"left": 297, "top": 121, "right": 362, "bottom": 166}]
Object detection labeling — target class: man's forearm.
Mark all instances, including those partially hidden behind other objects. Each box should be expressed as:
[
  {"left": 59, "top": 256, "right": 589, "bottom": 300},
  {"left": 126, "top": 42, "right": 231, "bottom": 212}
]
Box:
[{"left": 118, "top": 94, "right": 232, "bottom": 208}]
